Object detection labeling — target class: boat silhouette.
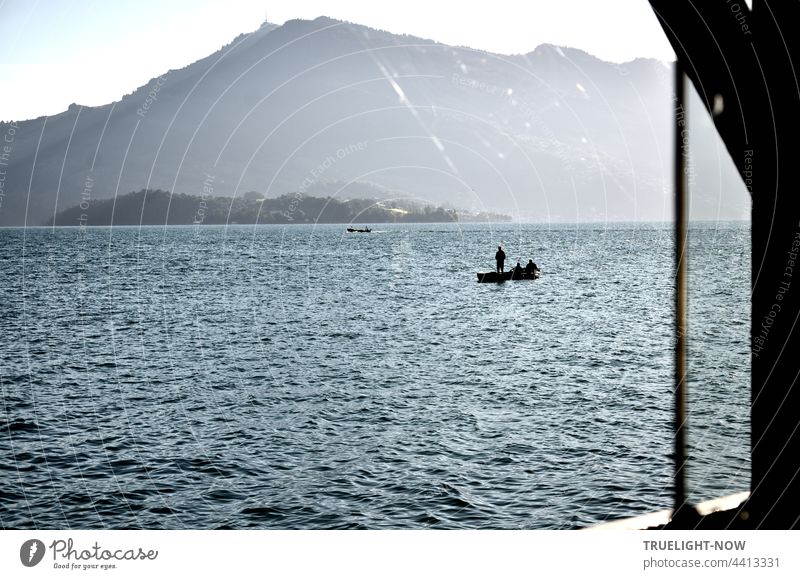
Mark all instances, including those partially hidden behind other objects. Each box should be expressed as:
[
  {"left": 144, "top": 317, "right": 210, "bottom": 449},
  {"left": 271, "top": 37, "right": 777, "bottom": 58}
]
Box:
[{"left": 476, "top": 270, "right": 540, "bottom": 283}]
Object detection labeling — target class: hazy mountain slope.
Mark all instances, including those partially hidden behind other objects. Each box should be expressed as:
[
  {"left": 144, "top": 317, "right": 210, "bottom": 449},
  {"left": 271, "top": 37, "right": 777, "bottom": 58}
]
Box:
[{"left": 0, "top": 16, "right": 749, "bottom": 225}]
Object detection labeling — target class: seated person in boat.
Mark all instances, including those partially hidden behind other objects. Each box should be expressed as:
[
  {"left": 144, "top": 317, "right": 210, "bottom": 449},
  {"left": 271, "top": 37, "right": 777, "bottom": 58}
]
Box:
[
  {"left": 513, "top": 262, "right": 524, "bottom": 277},
  {"left": 525, "top": 259, "right": 538, "bottom": 275}
]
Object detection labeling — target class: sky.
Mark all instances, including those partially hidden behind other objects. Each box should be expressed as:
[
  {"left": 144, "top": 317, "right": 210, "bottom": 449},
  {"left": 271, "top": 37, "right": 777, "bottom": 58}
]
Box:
[{"left": 0, "top": 0, "right": 675, "bottom": 121}]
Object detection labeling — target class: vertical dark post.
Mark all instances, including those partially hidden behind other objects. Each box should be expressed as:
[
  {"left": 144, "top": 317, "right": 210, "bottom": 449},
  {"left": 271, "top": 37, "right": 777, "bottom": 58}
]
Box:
[
  {"left": 650, "top": 0, "right": 800, "bottom": 527},
  {"left": 673, "top": 62, "right": 688, "bottom": 515}
]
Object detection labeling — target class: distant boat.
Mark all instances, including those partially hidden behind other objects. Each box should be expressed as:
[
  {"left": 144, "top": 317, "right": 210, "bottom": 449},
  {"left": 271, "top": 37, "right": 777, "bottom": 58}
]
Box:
[
  {"left": 346, "top": 226, "right": 372, "bottom": 233},
  {"left": 476, "top": 270, "right": 540, "bottom": 283}
]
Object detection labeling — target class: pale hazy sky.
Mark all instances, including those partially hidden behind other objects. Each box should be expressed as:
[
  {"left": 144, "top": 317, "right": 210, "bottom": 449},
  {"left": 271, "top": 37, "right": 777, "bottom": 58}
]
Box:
[{"left": 0, "top": 0, "right": 675, "bottom": 121}]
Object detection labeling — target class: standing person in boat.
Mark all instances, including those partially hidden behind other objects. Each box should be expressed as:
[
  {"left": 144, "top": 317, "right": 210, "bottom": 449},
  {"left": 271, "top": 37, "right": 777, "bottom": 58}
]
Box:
[
  {"left": 495, "top": 246, "right": 506, "bottom": 273},
  {"left": 525, "top": 259, "right": 538, "bottom": 276},
  {"left": 513, "top": 261, "right": 524, "bottom": 279}
]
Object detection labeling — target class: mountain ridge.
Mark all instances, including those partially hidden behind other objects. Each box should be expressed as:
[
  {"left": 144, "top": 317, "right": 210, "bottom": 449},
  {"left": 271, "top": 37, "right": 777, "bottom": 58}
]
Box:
[{"left": 0, "top": 16, "right": 748, "bottom": 226}]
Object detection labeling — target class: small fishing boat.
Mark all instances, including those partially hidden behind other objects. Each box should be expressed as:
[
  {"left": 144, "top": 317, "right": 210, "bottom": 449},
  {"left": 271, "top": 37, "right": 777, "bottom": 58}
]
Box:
[
  {"left": 346, "top": 226, "right": 372, "bottom": 233},
  {"left": 476, "top": 270, "right": 540, "bottom": 283}
]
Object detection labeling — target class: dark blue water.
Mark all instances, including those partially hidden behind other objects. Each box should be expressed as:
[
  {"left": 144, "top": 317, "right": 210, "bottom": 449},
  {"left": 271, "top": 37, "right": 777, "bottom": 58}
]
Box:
[{"left": 0, "top": 222, "right": 750, "bottom": 529}]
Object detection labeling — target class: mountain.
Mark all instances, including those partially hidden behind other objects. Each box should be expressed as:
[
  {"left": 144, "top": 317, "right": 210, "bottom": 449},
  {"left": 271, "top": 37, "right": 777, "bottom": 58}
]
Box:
[{"left": 0, "top": 16, "right": 749, "bottom": 226}]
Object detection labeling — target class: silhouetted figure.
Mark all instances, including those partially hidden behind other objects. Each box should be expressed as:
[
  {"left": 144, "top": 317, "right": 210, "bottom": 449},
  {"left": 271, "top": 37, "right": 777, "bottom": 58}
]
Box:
[
  {"left": 495, "top": 246, "right": 506, "bottom": 273},
  {"left": 513, "top": 261, "right": 523, "bottom": 279},
  {"left": 525, "top": 259, "right": 539, "bottom": 276}
]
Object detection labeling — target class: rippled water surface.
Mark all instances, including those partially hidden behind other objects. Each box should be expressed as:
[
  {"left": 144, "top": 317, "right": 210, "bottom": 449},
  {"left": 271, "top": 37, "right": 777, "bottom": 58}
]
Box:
[{"left": 0, "top": 222, "right": 750, "bottom": 529}]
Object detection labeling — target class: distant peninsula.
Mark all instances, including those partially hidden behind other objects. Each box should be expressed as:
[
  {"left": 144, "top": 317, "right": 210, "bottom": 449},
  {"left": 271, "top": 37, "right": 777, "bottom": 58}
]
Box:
[{"left": 47, "top": 189, "right": 511, "bottom": 226}]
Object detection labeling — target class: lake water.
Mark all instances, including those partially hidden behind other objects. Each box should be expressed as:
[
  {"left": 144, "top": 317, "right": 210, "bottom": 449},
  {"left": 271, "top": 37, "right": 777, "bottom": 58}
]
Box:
[{"left": 0, "top": 222, "right": 750, "bottom": 529}]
